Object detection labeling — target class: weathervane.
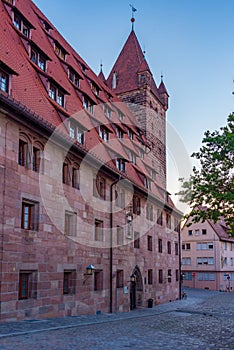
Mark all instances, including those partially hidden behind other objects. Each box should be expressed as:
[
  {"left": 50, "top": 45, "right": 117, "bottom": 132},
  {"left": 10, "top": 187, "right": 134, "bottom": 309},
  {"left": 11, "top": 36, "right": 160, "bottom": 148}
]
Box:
[{"left": 129, "top": 4, "right": 137, "bottom": 31}]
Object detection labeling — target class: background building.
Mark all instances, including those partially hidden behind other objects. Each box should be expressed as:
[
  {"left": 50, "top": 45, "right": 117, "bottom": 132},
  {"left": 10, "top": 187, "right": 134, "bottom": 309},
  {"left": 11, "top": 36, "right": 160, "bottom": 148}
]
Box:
[
  {"left": 0, "top": 0, "right": 181, "bottom": 321},
  {"left": 181, "top": 208, "right": 234, "bottom": 291}
]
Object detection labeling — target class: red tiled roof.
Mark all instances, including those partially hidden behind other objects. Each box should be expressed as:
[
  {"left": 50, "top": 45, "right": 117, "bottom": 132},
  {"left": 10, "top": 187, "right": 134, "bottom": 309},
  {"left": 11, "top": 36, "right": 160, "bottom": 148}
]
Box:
[{"left": 0, "top": 0, "right": 177, "bottom": 212}]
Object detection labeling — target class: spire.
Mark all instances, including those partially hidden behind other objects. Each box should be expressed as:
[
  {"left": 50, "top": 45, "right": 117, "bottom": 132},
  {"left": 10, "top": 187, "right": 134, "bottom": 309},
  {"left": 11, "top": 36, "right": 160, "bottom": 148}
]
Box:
[
  {"left": 106, "top": 30, "right": 158, "bottom": 97},
  {"left": 129, "top": 4, "right": 137, "bottom": 31},
  {"left": 98, "top": 62, "right": 106, "bottom": 84}
]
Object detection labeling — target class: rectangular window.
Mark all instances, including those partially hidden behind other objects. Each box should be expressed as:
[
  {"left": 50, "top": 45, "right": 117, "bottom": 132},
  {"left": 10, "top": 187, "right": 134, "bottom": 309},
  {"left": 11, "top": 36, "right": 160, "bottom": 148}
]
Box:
[
  {"left": 63, "top": 270, "right": 76, "bottom": 294},
  {"left": 0, "top": 69, "right": 9, "bottom": 92},
  {"left": 158, "top": 238, "right": 163, "bottom": 253},
  {"left": 65, "top": 211, "right": 77, "bottom": 236},
  {"left": 168, "top": 269, "right": 172, "bottom": 283},
  {"left": 19, "top": 271, "right": 37, "bottom": 300},
  {"left": 202, "top": 229, "right": 207, "bottom": 235},
  {"left": 62, "top": 163, "right": 70, "bottom": 185},
  {"left": 72, "top": 166, "right": 79, "bottom": 189},
  {"left": 146, "top": 203, "right": 153, "bottom": 221},
  {"left": 13, "top": 13, "right": 30, "bottom": 37},
  {"left": 148, "top": 269, "right": 153, "bottom": 285},
  {"left": 83, "top": 97, "right": 94, "bottom": 114},
  {"left": 103, "top": 105, "right": 111, "bottom": 119},
  {"left": 157, "top": 209, "right": 163, "bottom": 226},
  {"left": 133, "top": 195, "right": 141, "bottom": 215},
  {"left": 188, "top": 230, "right": 192, "bottom": 236},
  {"left": 18, "top": 139, "right": 28, "bottom": 167},
  {"left": 69, "top": 68, "right": 80, "bottom": 87},
  {"left": 94, "top": 270, "right": 103, "bottom": 291},
  {"left": 175, "top": 242, "right": 178, "bottom": 255},
  {"left": 115, "top": 188, "right": 125, "bottom": 208},
  {"left": 95, "top": 219, "right": 103, "bottom": 241},
  {"left": 183, "top": 272, "right": 192, "bottom": 281},
  {"left": 49, "top": 83, "right": 65, "bottom": 107},
  {"left": 181, "top": 257, "right": 191, "bottom": 265},
  {"left": 134, "top": 231, "right": 140, "bottom": 249},
  {"left": 116, "top": 270, "right": 124, "bottom": 288},
  {"left": 70, "top": 122, "right": 85, "bottom": 144},
  {"left": 116, "top": 159, "right": 125, "bottom": 172},
  {"left": 166, "top": 213, "right": 171, "bottom": 229},
  {"left": 195, "top": 229, "right": 200, "bottom": 236},
  {"left": 158, "top": 269, "right": 163, "bottom": 284},
  {"left": 30, "top": 47, "right": 46, "bottom": 71},
  {"left": 147, "top": 235, "right": 153, "bottom": 251},
  {"left": 198, "top": 273, "right": 215, "bottom": 281},
  {"left": 99, "top": 126, "right": 109, "bottom": 141},
  {"left": 54, "top": 42, "right": 66, "bottom": 60},
  {"left": 21, "top": 200, "right": 39, "bottom": 231},
  {"left": 167, "top": 241, "right": 171, "bottom": 254},
  {"left": 117, "top": 226, "right": 124, "bottom": 246},
  {"left": 32, "top": 146, "right": 40, "bottom": 172}
]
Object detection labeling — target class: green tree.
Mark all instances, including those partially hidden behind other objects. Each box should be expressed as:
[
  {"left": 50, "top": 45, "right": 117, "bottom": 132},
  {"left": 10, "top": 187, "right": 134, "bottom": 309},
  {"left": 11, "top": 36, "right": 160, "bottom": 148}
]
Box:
[{"left": 178, "top": 114, "right": 234, "bottom": 234}]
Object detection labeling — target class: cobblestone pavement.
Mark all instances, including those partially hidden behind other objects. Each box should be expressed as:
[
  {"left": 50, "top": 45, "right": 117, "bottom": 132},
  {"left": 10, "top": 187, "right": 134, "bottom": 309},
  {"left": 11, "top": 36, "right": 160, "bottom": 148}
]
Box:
[{"left": 0, "top": 288, "right": 234, "bottom": 349}]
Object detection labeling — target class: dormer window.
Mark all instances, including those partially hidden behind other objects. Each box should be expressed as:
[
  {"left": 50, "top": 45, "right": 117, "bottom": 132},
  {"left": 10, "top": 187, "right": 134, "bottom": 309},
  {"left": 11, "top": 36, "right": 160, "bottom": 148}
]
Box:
[
  {"left": 91, "top": 82, "right": 100, "bottom": 96},
  {"left": 0, "top": 69, "right": 9, "bottom": 92},
  {"left": 69, "top": 121, "right": 85, "bottom": 144},
  {"left": 112, "top": 72, "right": 118, "bottom": 89},
  {"left": 13, "top": 12, "right": 30, "bottom": 38},
  {"left": 128, "top": 129, "right": 134, "bottom": 140},
  {"left": 83, "top": 96, "right": 94, "bottom": 114},
  {"left": 116, "top": 159, "right": 125, "bottom": 173},
  {"left": 49, "top": 82, "right": 65, "bottom": 107},
  {"left": 69, "top": 68, "right": 80, "bottom": 87},
  {"left": 129, "top": 151, "right": 136, "bottom": 165},
  {"left": 30, "top": 47, "right": 47, "bottom": 72},
  {"left": 54, "top": 42, "right": 66, "bottom": 60},
  {"left": 99, "top": 126, "right": 109, "bottom": 142},
  {"left": 118, "top": 111, "right": 124, "bottom": 121},
  {"left": 5, "top": 0, "right": 14, "bottom": 4},
  {"left": 144, "top": 176, "right": 151, "bottom": 190},
  {"left": 116, "top": 127, "right": 124, "bottom": 139},
  {"left": 104, "top": 105, "right": 111, "bottom": 119}
]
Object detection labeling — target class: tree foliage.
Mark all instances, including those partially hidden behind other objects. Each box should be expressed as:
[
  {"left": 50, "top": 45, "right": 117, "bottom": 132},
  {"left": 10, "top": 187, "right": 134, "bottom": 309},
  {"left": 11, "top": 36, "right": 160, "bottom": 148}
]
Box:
[{"left": 178, "top": 114, "right": 234, "bottom": 234}]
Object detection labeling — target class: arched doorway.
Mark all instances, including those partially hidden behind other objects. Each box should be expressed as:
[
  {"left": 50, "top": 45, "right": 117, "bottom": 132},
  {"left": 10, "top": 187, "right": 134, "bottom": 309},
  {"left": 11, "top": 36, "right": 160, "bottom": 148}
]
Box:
[{"left": 130, "top": 266, "right": 143, "bottom": 310}]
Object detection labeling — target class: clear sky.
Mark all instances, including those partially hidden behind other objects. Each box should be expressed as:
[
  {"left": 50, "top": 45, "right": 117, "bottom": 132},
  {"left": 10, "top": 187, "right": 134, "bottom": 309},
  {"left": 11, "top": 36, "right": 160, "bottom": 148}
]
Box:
[{"left": 33, "top": 0, "right": 234, "bottom": 211}]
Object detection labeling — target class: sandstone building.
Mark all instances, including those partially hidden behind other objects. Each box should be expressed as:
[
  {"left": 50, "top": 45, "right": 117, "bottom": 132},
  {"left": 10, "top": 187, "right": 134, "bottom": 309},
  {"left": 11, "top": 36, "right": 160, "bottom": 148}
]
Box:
[{"left": 0, "top": 0, "right": 182, "bottom": 321}]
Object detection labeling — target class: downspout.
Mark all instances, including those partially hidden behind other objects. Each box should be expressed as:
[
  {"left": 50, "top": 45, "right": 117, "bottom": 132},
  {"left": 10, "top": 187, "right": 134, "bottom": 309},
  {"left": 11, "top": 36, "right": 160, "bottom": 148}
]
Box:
[
  {"left": 178, "top": 224, "right": 182, "bottom": 299},
  {"left": 0, "top": 119, "right": 8, "bottom": 317},
  {"left": 110, "top": 178, "right": 121, "bottom": 313}
]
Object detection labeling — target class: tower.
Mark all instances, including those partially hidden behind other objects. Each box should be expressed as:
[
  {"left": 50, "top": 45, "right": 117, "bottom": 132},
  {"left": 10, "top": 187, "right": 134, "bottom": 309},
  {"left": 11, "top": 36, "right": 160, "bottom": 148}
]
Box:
[{"left": 106, "top": 28, "right": 169, "bottom": 190}]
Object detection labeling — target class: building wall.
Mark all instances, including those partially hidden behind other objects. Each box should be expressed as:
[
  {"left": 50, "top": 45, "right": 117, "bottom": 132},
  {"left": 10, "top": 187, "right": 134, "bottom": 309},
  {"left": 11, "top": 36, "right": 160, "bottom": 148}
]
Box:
[
  {"left": 181, "top": 220, "right": 234, "bottom": 291},
  {"left": 0, "top": 112, "right": 180, "bottom": 321}
]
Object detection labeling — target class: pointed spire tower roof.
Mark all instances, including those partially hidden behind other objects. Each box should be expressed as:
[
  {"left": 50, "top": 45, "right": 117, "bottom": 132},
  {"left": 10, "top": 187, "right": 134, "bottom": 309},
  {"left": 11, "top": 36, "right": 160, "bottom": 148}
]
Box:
[
  {"left": 106, "top": 30, "right": 145, "bottom": 94},
  {"left": 98, "top": 63, "right": 106, "bottom": 84}
]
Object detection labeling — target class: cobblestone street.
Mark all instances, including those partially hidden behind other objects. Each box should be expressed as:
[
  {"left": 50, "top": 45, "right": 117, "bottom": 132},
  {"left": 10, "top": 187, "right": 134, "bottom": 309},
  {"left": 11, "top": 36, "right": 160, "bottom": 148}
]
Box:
[{"left": 0, "top": 288, "right": 234, "bottom": 350}]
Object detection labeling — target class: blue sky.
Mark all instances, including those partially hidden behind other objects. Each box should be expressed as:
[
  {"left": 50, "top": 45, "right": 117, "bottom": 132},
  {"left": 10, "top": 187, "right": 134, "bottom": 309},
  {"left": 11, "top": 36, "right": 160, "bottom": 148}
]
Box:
[{"left": 33, "top": 0, "right": 234, "bottom": 210}]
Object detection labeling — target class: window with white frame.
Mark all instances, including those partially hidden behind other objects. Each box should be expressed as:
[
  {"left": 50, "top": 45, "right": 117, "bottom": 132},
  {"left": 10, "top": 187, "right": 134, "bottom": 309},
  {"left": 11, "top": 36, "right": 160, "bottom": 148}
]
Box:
[
  {"left": 69, "top": 121, "right": 85, "bottom": 144},
  {"left": 182, "top": 243, "right": 191, "bottom": 250},
  {"left": 83, "top": 96, "right": 94, "bottom": 114},
  {"left": 21, "top": 199, "right": 39, "bottom": 231},
  {"left": 197, "top": 257, "right": 214, "bottom": 265},
  {"left": 30, "top": 47, "right": 47, "bottom": 71},
  {"left": 13, "top": 12, "right": 31, "bottom": 37},
  {"left": 197, "top": 242, "right": 213, "bottom": 250},
  {"left": 116, "top": 158, "right": 125, "bottom": 173},
  {"left": 0, "top": 69, "right": 9, "bottom": 92},
  {"left": 54, "top": 42, "right": 66, "bottom": 60},
  {"left": 69, "top": 68, "right": 80, "bottom": 87},
  {"left": 49, "top": 82, "right": 65, "bottom": 107},
  {"left": 198, "top": 273, "right": 215, "bottom": 281},
  {"left": 103, "top": 104, "right": 111, "bottom": 119},
  {"left": 99, "top": 126, "right": 109, "bottom": 142},
  {"left": 181, "top": 257, "right": 191, "bottom": 265},
  {"left": 195, "top": 229, "right": 200, "bottom": 236}
]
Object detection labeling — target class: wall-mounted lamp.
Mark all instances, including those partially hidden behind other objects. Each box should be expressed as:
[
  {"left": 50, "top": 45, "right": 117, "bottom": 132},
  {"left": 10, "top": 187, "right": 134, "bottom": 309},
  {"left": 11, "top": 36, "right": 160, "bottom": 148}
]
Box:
[
  {"left": 126, "top": 212, "right": 132, "bottom": 223},
  {"left": 83, "top": 264, "right": 95, "bottom": 284}
]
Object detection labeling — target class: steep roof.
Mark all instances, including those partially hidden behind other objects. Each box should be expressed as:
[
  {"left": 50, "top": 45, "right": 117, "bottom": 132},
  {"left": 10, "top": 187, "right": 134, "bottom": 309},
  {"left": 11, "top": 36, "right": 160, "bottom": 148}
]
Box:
[
  {"left": 106, "top": 30, "right": 161, "bottom": 100},
  {"left": 0, "top": 0, "right": 179, "bottom": 213}
]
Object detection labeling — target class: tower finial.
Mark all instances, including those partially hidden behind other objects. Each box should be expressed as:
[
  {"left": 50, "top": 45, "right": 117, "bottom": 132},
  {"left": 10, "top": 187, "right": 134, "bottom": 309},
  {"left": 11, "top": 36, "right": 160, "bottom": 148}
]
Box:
[
  {"left": 100, "top": 60, "right": 103, "bottom": 72},
  {"left": 129, "top": 4, "right": 137, "bottom": 31}
]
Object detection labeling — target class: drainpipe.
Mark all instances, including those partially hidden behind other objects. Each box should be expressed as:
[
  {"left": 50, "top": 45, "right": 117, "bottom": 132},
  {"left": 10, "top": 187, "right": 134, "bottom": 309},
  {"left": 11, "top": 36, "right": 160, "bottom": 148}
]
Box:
[
  {"left": 110, "top": 177, "right": 121, "bottom": 313},
  {"left": 178, "top": 223, "right": 182, "bottom": 299},
  {"left": 0, "top": 119, "right": 9, "bottom": 317}
]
